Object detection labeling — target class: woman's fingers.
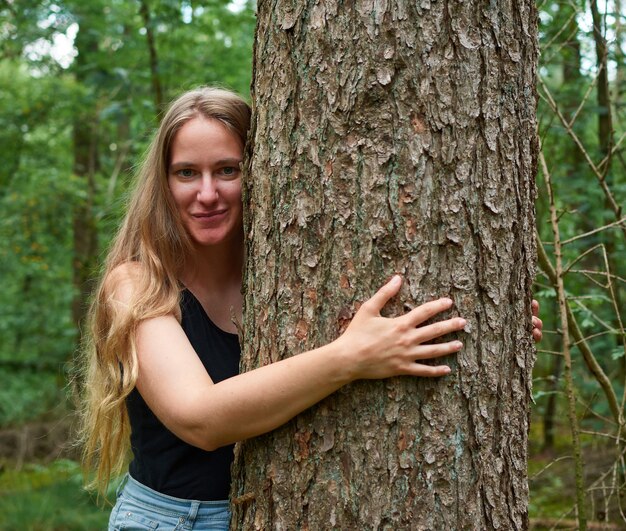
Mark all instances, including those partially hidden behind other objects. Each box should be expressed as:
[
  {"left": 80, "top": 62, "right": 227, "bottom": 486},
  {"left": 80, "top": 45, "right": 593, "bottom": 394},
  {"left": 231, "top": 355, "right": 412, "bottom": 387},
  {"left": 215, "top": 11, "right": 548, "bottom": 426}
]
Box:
[
  {"left": 532, "top": 300, "right": 542, "bottom": 343},
  {"left": 399, "top": 341, "right": 462, "bottom": 378},
  {"left": 532, "top": 299, "right": 540, "bottom": 317},
  {"left": 363, "top": 275, "right": 403, "bottom": 314},
  {"left": 412, "top": 317, "right": 466, "bottom": 344},
  {"left": 350, "top": 282, "right": 466, "bottom": 379},
  {"left": 406, "top": 364, "right": 452, "bottom": 377},
  {"left": 532, "top": 315, "right": 543, "bottom": 343},
  {"left": 413, "top": 340, "right": 463, "bottom": 360},
  {"left": 402, "top": 297, "right": 455, "bottom": 327}
]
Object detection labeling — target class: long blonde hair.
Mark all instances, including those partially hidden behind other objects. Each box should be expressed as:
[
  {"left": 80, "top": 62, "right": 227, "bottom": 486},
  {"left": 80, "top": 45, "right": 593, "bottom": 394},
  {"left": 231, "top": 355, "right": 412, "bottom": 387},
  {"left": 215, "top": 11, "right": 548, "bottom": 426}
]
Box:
[{"left": 77, "top": 87, "right": 251, "bottom": 493}]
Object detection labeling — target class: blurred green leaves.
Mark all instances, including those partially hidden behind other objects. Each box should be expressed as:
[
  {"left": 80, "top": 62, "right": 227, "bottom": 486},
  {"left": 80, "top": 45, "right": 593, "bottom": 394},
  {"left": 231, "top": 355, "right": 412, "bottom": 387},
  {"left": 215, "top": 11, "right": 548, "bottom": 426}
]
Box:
[{"left": 0, "top": 0, "right": 254, "bottom": 428}]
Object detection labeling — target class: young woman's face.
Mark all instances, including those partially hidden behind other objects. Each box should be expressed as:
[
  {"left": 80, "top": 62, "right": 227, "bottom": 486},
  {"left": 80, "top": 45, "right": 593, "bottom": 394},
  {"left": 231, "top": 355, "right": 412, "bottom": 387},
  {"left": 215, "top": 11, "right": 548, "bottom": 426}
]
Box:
[{"left": 168, "top": 117, "right": 244, "bottom": 249}]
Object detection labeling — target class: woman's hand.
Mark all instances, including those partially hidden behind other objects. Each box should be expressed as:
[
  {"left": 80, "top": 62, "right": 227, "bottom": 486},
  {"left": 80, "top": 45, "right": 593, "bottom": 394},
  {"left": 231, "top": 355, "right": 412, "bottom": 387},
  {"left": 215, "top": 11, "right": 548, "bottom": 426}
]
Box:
[
  {"left": 532, "top": 299, "right": 543, "bottom": 343},
  {"left": 337, "top": 275, "right": 464, "bottom": 381}
]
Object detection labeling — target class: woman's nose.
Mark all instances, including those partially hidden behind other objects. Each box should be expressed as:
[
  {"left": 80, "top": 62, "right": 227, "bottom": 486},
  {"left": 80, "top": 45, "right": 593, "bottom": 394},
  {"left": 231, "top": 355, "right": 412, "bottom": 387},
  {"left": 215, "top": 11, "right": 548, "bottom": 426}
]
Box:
[{"left": 197, "top": 175, "right": 219, "bottom": 203}]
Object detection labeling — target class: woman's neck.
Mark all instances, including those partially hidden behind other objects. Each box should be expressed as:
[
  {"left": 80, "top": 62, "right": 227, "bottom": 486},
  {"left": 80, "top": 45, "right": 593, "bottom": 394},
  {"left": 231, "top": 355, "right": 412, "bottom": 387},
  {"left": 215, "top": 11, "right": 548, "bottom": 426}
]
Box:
[
  {"left": 182, "top": 237, "right": 244, "bottom": 293},
  {"left": 178, "top": 235, "right": 244, "bottom": 333}
]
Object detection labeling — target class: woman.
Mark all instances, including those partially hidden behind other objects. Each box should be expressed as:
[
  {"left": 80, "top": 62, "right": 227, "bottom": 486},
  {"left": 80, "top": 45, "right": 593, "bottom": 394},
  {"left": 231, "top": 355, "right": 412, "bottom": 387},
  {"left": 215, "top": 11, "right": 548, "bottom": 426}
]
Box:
[{"left": 78, "top": 87, "right": 541, "bottom": 530}]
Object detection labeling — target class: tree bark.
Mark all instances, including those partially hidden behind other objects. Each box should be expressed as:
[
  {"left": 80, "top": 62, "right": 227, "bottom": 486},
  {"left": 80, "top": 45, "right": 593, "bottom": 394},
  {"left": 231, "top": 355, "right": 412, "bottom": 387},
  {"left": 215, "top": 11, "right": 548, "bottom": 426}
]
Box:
[{"left": 232, "top": 1, "right": 538, "bottom": 529}]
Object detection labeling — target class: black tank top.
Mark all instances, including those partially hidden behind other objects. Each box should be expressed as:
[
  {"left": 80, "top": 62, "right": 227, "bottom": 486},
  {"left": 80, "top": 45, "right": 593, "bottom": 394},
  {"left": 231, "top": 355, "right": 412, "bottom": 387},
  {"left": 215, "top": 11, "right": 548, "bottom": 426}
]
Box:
[{"left": 127, "top": 289, "right": 241, "bottom": 500}]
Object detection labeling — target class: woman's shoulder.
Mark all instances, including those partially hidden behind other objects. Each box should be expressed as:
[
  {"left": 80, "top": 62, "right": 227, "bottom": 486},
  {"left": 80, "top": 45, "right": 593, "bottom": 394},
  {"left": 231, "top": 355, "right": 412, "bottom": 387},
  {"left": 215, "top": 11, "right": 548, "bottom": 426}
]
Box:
[{"left": 103, "top": 261, "right": 145, "bottom": 306}]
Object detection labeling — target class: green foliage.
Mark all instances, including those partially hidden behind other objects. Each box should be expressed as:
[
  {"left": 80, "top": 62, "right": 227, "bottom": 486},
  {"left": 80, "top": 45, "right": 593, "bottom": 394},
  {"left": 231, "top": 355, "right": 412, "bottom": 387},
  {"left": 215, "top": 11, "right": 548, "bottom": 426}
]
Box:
[
  {"left": 0, "top": 460, "right": 110, "bottom": 530},
  {"left": 0, "top": 1, "right": 254, "bottom": 428},
  {"left": 529, "top": 466, "right": 570, "bottom": 520},
  {"left": 532, "top": 0, "right": 626, "bottom": 525},
  {"left": 0, "top": 371, "right": 65, "bottom": 427},
  {"left": 0, "top": 61, "right": 79, "bottom": 427}
]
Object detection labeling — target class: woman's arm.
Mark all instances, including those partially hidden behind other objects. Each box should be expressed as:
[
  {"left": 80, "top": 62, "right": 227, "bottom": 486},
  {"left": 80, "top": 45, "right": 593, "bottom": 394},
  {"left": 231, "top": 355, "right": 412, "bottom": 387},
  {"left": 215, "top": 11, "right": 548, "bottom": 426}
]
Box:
[{"left": 109, "top": 268, "right": 465, "bottom": 451}]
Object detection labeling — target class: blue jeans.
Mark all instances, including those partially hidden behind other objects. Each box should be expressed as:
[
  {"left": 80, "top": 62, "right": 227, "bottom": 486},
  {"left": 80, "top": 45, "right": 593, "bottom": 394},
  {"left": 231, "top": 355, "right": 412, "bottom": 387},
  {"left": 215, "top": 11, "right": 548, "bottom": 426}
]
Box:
[{"left": 109, "top": 474, "right": 230, "bottom": 530}]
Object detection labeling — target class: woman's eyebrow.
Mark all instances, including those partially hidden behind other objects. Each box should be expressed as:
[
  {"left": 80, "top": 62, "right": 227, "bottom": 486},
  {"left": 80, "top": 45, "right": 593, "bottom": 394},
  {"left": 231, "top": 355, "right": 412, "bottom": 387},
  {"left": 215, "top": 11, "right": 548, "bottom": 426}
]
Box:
[
  {"left": 169, "top": 161, "right": 196, "bottom": 171},
  {"left": 215, "top": 158, "right": 243, "bottom": 166},
  {"left": 169, "top": 158, "right": 243, "bottom": 171}
]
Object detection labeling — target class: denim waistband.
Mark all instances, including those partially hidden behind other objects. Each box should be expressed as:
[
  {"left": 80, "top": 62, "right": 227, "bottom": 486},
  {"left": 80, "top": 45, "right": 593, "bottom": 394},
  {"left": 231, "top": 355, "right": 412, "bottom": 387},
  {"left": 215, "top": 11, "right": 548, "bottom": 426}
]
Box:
[{"left": 120, "top": 473, "right": 229, "bottom": 518}]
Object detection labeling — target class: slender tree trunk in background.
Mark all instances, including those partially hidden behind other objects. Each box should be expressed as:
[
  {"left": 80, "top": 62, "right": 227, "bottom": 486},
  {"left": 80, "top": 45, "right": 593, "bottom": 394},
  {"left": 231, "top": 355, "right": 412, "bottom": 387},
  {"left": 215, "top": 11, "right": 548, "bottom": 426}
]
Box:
[
  {"left": 71, "top": 7, "right": 100, "bottom": 345},
  {"left": 139, "top": 0, "right": 163, "bottom": 112},
  {"left": 589, "top": 0, "right": 625, "bottom": 367},
  {"left": 232, "top": 1, "right": 538, "bottom": 529},
  {"left": 616, "top": 0, "right": 625, "bottom": 105},
  {"left": 589, "top": 0, "right": 612, "bottom": 162},
  {"left": 542, "top": 355, "right": 562, "bottom": 452}
]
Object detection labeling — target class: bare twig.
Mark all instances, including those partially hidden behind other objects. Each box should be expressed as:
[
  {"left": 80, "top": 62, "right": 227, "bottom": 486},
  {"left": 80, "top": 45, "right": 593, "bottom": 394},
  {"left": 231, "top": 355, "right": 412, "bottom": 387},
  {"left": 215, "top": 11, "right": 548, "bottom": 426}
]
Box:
[
  {"left": 568, "top": 67, "right": 601, "bottom": 128},
  {"left": 566, "top": 271, "right": 626, "bottom": 285},
  {"left": 538, "top": 77, "right": 625, "bottom": 236},
  {"left": 541, "top": 149, "right": 588, "bottom": 530},
  {"left": 537, "top": 233, "right": 622, "bottom": 429},
  {"left": 530, "top": 455, "right": 574, "bottom": 480},
  {"left": 563, "top": 243, "right": 606, "bottom": 275},
  {"left": 562, "top": 217, "right": 626, "bottom": 246}
]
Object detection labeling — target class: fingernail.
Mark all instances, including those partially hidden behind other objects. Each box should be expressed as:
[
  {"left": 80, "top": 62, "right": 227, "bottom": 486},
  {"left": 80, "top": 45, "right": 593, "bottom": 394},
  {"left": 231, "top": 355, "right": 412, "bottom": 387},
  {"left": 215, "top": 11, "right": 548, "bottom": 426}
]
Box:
[
  {"left": 453, "top": 341, "right": 463, "bottom": 349},
  {"left": 442, "top": 297, "right": 453, "bottom": 305},
  {"left": 391, "top": 275, "right": 402, "bottom": 286},
  {"left": 443, "top": 366, "right": 452, "bottom": 374},
  {"left": 458, "top": 318, "right": 467, "bottom": 327}
]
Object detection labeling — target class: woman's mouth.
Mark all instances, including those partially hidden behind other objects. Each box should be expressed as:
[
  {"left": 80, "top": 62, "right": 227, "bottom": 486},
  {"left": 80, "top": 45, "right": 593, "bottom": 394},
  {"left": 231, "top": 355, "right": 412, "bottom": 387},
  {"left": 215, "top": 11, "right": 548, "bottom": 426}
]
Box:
[{"left": 192, "top": 210, "right": 227, "bottom": 222}]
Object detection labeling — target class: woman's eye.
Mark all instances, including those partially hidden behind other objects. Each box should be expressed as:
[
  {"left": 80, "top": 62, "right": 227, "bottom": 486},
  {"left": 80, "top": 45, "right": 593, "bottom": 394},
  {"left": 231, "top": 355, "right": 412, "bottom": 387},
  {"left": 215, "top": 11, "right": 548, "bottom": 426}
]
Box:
[
  {"left": 177, "top": 169, "right": 195, "bottom": 178},
  {"left": 222, "top": 167, "right": 238, "bottom": 177}
]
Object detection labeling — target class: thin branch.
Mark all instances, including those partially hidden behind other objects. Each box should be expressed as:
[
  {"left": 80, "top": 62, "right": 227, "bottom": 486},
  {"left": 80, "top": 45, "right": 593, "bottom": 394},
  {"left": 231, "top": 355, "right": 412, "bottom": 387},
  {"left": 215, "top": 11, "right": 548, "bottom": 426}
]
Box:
[
  {"left": 573, "top": 299, "right": 619, "bottom": 334},
  {"left": 537, "top": 349, "right": 565, "bottom": 356},
  {"left": 542, "top": 24, "right": 582, "bottom": 65},
  {"left": 573, "top": 330, "right": 621, "bottom": 345},
  {"left": 538, "top": 77, "right": 625, "bottom": 237},
  {"left": 540, "top": 149, "right": 588, "bottom": 530},
  {"left": 563, "top": 243, "right": 605, "bottom": 275},
  {"left": 530, "top": 456, "right": 574, "bottom": 481},
  {"left": 561, "top": 217, "right": 626, "bottom": 245},
  {"left": 598, "top": 131, "right": 626, "bottom": 171},
  {"left": 541, "top": 9, "right": 578, "bottom": 52},
  {"left": 569, "top": 66, "right": 601, "bottom": 127},
  {"left": 580, "top": 429, "right": 622, "bottom": 441},
  {"left": 579, "top": 270, "right": 613, "bottom": 289},
  {"left": 537, "top": 235, "right": 622, "bottom": 429},
  {"left": 105, "top": 140, "right": 131, "bottom": 209}
]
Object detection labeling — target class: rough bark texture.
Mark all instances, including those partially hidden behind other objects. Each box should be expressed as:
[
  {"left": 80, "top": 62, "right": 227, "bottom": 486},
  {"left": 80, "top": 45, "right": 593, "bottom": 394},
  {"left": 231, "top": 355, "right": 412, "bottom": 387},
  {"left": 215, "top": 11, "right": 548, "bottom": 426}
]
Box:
[{"left": 232, "top": 1, "right": 538, "bottom": 529}]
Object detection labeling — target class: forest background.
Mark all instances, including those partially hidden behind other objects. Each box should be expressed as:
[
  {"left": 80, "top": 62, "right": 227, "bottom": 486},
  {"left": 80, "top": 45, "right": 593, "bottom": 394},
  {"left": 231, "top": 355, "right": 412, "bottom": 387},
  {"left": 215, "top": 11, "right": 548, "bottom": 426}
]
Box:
[{"left": 0, "top": 0, "right": 624, "bottom": 529}]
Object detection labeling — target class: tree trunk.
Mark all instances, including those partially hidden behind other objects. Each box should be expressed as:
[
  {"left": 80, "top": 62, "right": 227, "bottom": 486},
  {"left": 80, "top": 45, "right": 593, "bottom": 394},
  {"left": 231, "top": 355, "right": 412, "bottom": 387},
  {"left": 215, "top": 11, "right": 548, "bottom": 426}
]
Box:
[
  {"left": 232, "top": 1, "right": 538, "bottom": 529},
  {"left": 138, "top": 0, "right": 163, "bottom": 112},
  {"left": 71, "top": 6, "right": 100, "bottom": 344},
  {"left": 589, "top": 0, "right": 612, "bottom": 163}
]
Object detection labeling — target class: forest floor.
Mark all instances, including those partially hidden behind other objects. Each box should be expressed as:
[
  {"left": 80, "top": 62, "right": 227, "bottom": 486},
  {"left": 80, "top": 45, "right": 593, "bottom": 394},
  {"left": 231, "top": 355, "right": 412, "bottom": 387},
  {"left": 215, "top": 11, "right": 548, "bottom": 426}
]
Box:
[{"left": 529, "top": 441, "right": 626, "bottom": 529}]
